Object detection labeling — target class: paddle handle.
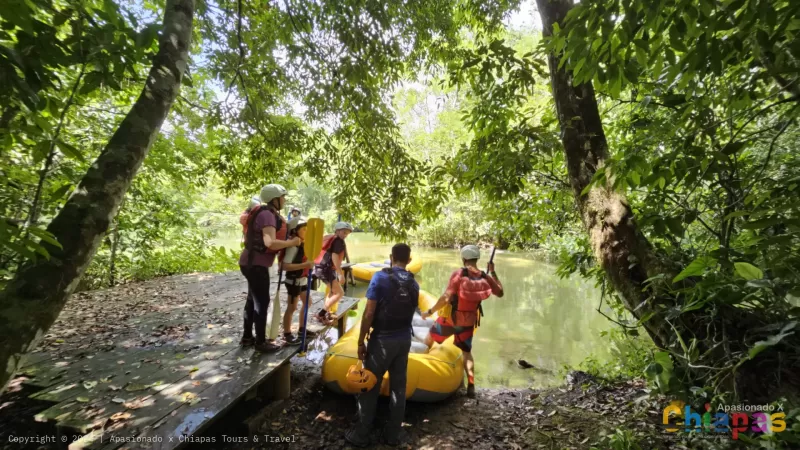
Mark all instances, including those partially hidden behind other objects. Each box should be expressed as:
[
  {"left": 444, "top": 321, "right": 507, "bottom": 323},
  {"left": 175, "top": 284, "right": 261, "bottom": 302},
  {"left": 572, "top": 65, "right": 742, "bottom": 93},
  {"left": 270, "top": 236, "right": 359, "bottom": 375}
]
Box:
[
  {"left": 487, "top": 246, "right": 496, "bottom": 270},
  {"left": 300, "top": 272, "right": 312, "bottom": 351}
]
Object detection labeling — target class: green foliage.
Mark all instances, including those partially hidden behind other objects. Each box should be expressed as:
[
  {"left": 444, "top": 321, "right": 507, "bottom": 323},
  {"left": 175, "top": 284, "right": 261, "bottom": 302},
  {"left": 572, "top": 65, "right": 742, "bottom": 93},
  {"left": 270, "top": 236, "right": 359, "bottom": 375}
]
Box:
[
  {"left": 578, "top": 327, "right": 654, "bottom": 382},
  {"left": 591, "top": 428, "right": 642, "bottom": 450}
]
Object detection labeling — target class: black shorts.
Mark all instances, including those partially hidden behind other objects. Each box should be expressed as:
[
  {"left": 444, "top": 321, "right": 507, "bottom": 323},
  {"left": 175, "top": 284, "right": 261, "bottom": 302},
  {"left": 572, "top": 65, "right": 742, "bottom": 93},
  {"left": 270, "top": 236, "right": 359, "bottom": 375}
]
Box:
[
  {"left": 285, "top": 282, "right": 308, "bottom": 298},
  {"left": 313, "top": 263, "right": 337, "bottom": 284}
]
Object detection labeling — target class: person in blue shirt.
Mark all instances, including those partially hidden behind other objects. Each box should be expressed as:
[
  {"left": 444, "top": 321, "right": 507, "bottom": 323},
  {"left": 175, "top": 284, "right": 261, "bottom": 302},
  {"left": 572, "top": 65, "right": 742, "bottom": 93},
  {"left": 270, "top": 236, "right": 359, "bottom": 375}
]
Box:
[{"left": 346, "top": 243, "right": 419, "bottom": 447}]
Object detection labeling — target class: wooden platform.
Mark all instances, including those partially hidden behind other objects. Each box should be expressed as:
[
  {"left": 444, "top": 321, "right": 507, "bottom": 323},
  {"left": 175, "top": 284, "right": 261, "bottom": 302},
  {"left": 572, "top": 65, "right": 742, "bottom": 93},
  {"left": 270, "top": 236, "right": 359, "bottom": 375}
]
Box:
[{"left": 14, "top": 271, "right": 360, "bottom": 449}]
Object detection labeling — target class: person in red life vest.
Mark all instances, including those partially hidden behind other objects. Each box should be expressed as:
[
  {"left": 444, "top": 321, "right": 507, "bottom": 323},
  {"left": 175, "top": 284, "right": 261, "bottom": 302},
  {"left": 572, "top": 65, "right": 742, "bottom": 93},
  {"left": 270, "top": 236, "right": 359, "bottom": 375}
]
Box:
[
  {"left": 421, "top": 244, "right": 503, "bottom": 398},
  {"left": 240, "top": 196, "right": 261, "bottom": 232},
  {"left": 239, "top": 184, "right": 301, "bottom": 353},
  {"left": 313, "top": 221, "right": 354, "bottom": 324},
  {"left": 280, "top": 216, "right": 316, "bottom": 344},
  {"left": 239, "top": 196, "right": 261, "bottom": 314}
]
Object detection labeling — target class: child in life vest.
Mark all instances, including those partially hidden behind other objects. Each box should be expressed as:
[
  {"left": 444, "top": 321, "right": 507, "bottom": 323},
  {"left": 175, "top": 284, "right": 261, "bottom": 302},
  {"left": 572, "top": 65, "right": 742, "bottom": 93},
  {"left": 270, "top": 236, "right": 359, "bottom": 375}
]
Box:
[
  {"left": 280, "top": 217, "right": 315, "bottom": 344},
  {"left": 313, "top": 221, "right": 354, "bottom": 324}
]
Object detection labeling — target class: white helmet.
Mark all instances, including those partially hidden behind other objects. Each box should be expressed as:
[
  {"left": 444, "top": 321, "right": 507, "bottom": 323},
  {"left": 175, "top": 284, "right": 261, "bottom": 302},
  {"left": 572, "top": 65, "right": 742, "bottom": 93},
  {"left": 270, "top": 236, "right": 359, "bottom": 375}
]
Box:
[
  {"left": 460, "top": 245, "right": 481, "bottom": 260},
  {"left": 288, "top": 216, "right": 308, "bottom": 232},
  {"left": 291, "top": 206, "right": 302, "bottom": 214},
  {"left": 260, "top": 184, "right": 287, "bottom": 204},
  {"left": 249, "top": 196, "right": 261, "bottom": 209},
  {"left": 334, "top": 221, "right": 354, "bottom": 232}
]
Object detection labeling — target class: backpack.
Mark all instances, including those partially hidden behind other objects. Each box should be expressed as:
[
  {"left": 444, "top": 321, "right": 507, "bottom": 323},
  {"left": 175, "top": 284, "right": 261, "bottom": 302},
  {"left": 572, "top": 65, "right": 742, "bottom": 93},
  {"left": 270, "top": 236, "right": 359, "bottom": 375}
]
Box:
[{"left": 372, "top": 268, "right": 418, "bottom": 334}]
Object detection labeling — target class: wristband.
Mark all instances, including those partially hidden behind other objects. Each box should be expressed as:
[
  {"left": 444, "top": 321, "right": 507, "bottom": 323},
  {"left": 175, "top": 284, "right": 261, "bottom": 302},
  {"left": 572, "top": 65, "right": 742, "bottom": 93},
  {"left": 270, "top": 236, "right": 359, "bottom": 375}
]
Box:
[{"left": 426, "top": 309, "right": 432, "bottom": 315}]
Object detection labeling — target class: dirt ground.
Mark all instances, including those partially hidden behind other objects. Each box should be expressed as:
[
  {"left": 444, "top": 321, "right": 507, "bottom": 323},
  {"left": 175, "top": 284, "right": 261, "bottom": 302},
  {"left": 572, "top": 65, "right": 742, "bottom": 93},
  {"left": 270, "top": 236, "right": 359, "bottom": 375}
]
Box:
[{"left": 210, "top": 360, "right": 681, "bottom": 450}]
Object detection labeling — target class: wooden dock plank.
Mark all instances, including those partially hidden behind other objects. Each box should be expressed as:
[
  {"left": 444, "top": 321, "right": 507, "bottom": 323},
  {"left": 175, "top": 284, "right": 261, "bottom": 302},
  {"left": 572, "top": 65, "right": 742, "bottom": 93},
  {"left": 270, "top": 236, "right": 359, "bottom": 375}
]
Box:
[
  {"left": 24, "top": 347, "right": 155, "bottom": 391},
  {"left": 35, "top": 345, "right": 238, "bottom": 429},
  {"left": 91, "top": 345, "right": 301, "bottom": 450},
  {"left": 13, "top": 271, "right": 361, "bottom": 449}
]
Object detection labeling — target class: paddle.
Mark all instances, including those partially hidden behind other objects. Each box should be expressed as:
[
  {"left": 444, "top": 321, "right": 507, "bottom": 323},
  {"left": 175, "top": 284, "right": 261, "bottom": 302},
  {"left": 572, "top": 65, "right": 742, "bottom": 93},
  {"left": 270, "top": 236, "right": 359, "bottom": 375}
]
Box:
[
  {"left": 300, "top": 218, "right": 324, "bottom": 353},
  {"left": 268, "top": 218, "right": 291, "bottom": 341}
]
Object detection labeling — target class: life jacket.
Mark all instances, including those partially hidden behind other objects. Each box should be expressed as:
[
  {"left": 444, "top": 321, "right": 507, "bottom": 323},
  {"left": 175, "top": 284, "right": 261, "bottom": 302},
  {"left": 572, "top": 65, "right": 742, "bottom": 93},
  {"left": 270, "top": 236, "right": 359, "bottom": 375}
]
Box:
[
  {"left": 449, "top": 268, "right": 493, "bottom": 327},
  {"left": 284, "top": 243, "right": 309, "bottom": 281},
  {"left": 372, "top": 268, "right": 418, "bottom": 334},
  {"left": 314, "top": 234, "right": 345, "bottom": 266},
  {"left": 244, "top": 206, "right": 285, "bottom": 259}
]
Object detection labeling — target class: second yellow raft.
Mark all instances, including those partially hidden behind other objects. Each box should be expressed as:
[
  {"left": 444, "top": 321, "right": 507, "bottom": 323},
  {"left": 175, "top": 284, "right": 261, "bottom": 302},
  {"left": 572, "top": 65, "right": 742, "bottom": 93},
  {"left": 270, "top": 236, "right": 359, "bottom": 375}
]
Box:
[
  {"left": 351, "top": 257, "right": 423, "bottom": 282},
  {"left": 322, "top": 290, "right": 463, "bottom": 402}
]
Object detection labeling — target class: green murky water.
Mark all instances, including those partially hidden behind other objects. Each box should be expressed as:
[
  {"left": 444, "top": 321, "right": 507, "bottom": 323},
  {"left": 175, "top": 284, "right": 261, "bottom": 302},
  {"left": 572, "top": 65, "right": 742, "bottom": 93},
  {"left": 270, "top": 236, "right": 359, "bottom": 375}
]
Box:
[{"left": 215, "top": 231, "right": 612, "bottom": 388}]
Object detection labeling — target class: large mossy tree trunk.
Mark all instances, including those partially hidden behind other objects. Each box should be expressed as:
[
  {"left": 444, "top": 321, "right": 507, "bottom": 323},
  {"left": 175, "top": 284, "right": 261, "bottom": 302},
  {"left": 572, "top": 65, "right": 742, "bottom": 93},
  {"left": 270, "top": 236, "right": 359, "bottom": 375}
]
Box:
[
  {"left": 0, "top": 0, "right": 195, "bottom": 393},
  {"left": 535, "top": 0, "right": 671, "bottom": 349},
  {"left": 535, "top": 0, "right": 799, "bottom": 401}
]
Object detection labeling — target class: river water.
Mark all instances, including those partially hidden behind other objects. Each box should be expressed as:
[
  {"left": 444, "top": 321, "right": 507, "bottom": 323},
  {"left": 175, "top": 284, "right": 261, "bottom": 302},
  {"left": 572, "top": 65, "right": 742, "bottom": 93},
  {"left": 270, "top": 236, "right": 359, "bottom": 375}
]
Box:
[{"left": 215, "top": 231, "right": 613, "bottom": 388}]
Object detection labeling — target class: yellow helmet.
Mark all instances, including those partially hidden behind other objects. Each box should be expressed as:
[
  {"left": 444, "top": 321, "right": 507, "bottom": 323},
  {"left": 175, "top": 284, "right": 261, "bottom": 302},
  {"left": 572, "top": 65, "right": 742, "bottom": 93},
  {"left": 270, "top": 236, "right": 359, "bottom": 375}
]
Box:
[{"left": 345, "top": 361, "right": 377, "bottom": 393}]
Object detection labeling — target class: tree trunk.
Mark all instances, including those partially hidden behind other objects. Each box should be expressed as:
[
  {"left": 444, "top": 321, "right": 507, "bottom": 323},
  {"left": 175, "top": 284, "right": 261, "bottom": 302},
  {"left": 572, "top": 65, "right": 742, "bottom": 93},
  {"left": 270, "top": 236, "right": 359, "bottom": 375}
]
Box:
[
  {"left": 0, "top": 0, "right": 194, "bottom": 393},
  {"left": 535, "top": 0, "right": 670, "bottom": 349},
  {"left": 109, "top": 218, "right": 120, "bottom": 287}
]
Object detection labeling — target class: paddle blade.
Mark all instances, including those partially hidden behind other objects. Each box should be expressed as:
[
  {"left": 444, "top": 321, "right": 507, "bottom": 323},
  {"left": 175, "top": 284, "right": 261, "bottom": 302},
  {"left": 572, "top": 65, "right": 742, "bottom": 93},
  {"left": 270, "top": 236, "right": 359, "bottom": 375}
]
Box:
[
  {"left": 268, "top": 272, "right": 283, "bottom": 340},
  {"left": 306, "top": 218, "right": 324, "bottom": 258}
]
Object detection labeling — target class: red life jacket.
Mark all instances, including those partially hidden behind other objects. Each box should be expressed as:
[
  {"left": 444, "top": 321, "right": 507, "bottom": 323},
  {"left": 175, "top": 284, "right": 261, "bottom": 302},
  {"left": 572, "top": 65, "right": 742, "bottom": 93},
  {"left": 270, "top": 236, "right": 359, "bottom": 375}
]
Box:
[
  {"left": 450, "top": 268, "right": 493, "bottom": 327},
  {"left": 314, "top": 234, "right": 345, "bottom": 265},
  {"left": 244, "top": 206, "right": 286, "bottom": 256}
]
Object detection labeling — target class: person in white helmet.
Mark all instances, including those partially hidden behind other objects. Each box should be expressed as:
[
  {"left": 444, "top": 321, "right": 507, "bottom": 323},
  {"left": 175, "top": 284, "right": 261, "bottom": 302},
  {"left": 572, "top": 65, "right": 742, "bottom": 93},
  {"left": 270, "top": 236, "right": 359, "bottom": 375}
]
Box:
[
  {"left": 421, "top": 244, "right": 503, "bottom": 398},
  {"left": 239, "top": 184, "right": 302, "bottom": 352},
  {"left": 239, "top": 196, "right": 262, "bottom": 316},
  {"left": 240, "top": 196, "right": 261, "bottom": 233},
  {"left": 289, "top": 206, "right": 302, "bottom": 218},
  {"left": 280, "top": 216, "right": 316, "bottom": 344},
  {"left": 312, "top": 221, "right": 354, "bottom": 324}
]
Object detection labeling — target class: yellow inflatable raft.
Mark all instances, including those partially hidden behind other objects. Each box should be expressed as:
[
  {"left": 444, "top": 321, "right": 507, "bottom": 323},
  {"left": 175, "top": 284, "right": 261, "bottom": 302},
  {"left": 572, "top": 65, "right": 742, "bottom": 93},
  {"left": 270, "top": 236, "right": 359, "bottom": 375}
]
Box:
[
  {"left": 350, "top": 257, "right": 423, "bottom": 282},
  {"left": 322, "top": 290, "right": 464, "bottom": 402}
]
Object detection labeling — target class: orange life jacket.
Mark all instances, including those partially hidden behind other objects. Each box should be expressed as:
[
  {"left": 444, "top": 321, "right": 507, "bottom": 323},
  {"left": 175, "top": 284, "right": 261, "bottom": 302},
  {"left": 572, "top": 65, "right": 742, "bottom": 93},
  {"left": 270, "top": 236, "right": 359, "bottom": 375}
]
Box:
[
  {"left": 314, "top": 234, "right": 345, "bottom": 265},
  {"left": 450, "top": 268, "right": 493, "bottom": 327}
]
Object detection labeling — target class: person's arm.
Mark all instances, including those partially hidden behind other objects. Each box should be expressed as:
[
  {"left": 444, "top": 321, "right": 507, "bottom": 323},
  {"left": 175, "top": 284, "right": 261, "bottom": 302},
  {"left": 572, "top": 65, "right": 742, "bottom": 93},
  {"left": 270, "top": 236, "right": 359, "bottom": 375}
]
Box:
[
  {"left": 262, "top": 226, "right": 301, "bottom": 250},
  {"left": 421, "top": 293, "right": 450, "bottom": 319},
  {"left": 281, "top": 247, "right": 313, "bottom": 271},
  {"left": 486, "top": 261, "right": 504, "bottom": 297},
  {"left": 332, "top": 252, "right": 344, "bottom": 282},
  {"left": 284, "top": 260, "right": 314, "bottom": 271},
  {"left": 357, "top": 299, "right": 377, "bottom": 360}
]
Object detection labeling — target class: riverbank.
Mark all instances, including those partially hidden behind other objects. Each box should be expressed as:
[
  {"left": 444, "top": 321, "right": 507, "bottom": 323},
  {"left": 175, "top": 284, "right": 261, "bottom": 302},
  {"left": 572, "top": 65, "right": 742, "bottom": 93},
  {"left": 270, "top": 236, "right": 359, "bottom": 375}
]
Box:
[{"left": 232, "top": 364, "right": 678, "bottom": 450}]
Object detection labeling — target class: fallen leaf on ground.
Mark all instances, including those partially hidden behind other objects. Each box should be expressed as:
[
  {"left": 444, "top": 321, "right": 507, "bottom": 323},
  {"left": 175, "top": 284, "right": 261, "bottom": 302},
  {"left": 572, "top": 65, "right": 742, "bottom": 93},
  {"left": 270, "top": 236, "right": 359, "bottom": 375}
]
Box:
[
  {"left": 125, "top": 382, "right": 148, "bottom": 392},
  {"left": 110, "top": 412, "right": 132, "bottom": 421},
  {"left": 315, "top": 411, "right": 333, "bottom": 422},
  {"left": 123, "top": 395, "right": 154, "bottom": 410}
]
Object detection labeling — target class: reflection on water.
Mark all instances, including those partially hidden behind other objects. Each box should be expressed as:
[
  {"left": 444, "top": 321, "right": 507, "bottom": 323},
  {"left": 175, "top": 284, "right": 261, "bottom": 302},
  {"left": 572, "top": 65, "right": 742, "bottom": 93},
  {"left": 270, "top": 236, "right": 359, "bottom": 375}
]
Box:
[{"left": 215, "top": 231, "right": 612, "bottom": 388}]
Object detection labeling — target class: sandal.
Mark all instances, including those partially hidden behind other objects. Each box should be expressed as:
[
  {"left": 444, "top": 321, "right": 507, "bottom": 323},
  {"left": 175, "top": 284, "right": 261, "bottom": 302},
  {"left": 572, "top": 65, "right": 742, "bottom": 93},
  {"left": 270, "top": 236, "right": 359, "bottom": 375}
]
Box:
[
  {"left": 315, "top": 309, "right": 333, "bottom": 325},
  {"left": 299, "top": 328, "right": 318, "bottom": 338},
  {"left": 283, "top": 333, "right": 300, "bottom": 344},
  {"left": 254, "top": 341, "right": 281, "bottom": 353},
  {"left": 240, "top": 337, "right": 255, "bottom": 347}
]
